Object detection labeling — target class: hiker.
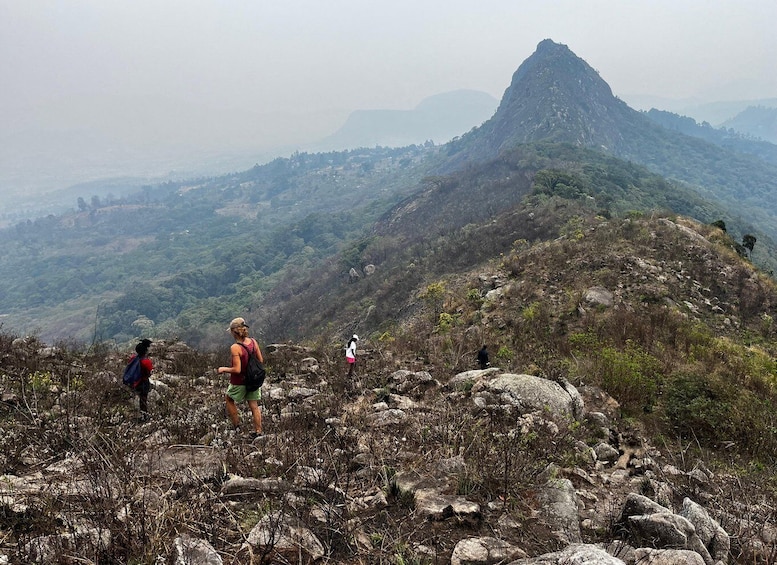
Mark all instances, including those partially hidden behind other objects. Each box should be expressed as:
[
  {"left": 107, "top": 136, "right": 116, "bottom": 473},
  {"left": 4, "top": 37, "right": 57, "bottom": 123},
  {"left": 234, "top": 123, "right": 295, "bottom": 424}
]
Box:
[
  {"left": 216, "top": 317, "right": 263, "bottom": 438},
  {"left": 477, "top": 345, "right": 490, "bottom": 369},
  {"left": 345, "top": 334, "right": 359, "bottom": 377},
  {"left": 130, "top": 339, "right": 153, "bottom": 419}
]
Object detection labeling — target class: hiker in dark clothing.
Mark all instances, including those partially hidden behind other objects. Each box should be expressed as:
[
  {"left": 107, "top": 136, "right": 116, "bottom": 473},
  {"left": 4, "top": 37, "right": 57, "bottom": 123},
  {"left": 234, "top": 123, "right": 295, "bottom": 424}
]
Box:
[
  {"left": 130, "top": 339, "right": 153, "bottom": 419},
  {"left": 477, "top": 345, "right": 490, "bottom": 369}
]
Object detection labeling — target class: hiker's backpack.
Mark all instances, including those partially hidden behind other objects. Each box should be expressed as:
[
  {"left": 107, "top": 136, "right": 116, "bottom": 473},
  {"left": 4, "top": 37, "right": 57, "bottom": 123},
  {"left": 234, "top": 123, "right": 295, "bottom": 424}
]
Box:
[
  {"left": 238, "top": 341, "right": 266, "bottom": 392},
  {"left": 122, "top": 355, "right": 143, "bottom": 388}
]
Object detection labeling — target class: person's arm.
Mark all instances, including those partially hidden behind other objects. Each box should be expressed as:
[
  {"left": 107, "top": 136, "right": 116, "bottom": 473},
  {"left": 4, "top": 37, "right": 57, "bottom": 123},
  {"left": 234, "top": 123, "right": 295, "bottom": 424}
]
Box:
[
  {"left": 252, "top": 339, "right": 264, "bottom": 363},
  {"left": 217, "top": 344, "right": 243, "bottom": 375}
]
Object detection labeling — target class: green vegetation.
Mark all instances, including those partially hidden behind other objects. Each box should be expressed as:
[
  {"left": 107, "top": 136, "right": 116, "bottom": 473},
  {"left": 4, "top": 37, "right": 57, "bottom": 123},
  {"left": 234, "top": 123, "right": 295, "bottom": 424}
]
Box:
[
  {"left": 261, "top": 142, "right": 777, "bottom": 341},
  {"left": 2, "top": 134, "right": 777, "bottom": 353},
  {"left": 0, "top": 145, "right": 436, "bottom": 346}
]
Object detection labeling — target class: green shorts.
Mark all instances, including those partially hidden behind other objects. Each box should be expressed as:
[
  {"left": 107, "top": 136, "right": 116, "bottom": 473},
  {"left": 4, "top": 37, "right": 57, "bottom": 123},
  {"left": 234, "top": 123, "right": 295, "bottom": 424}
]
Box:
[{"left": 226, "top": 384, "right": 261, "bottom": 402}]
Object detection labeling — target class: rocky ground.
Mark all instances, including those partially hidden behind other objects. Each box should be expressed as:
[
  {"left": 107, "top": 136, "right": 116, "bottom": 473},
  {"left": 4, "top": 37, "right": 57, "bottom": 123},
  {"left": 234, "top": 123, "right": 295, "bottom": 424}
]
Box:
[{"left": 1, "top": 334, "right": 776, "bottom": 565}]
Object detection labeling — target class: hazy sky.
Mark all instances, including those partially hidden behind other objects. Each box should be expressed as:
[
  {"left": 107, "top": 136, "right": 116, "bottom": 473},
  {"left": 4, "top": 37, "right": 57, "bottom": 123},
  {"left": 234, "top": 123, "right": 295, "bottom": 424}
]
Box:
[{"left": 2, "top": 0, "right": 776, "bottom": 200}]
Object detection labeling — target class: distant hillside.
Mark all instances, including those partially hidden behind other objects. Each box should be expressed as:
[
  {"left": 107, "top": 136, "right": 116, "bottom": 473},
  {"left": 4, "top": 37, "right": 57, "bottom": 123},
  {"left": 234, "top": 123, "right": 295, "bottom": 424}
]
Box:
[
  {"left": 684, "top": 98, "right": 777, "bottom": 126},
  {"left": 0, "top": 146, "right": 437, "bottom": 345},
  {"left": 626, "top": 95, "right": 777, "bottom": 126},
  {"left": 721, "top": 106, "right": 777, "bottom": 144},
  {"left": 316, "top": 90, "right": 498, "bottom": 150},
  {"left": 644, "top": 108, "right": 777, "bottom": 166}
]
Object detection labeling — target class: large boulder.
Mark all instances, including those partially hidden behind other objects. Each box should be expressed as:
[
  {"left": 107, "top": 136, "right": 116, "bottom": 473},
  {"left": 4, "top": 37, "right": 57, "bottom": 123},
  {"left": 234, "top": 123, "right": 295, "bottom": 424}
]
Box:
[
  {"left": 473, "top": 374, "right": 583, "bottom": 421},
  {"left": 633, "top": 548, "right": 706, "bottom": 564},
  {"left": 538, "top": 477, "right": 582, "bottom": 544},
  {"left": 679, "top": 498, "right": 730, "bottom": 563}
]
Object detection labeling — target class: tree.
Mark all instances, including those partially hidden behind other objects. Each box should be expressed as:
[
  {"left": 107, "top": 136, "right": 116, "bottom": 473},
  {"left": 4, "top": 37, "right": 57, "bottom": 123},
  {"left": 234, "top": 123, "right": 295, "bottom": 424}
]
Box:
[
  {"left": 710, "top": 220, "right": 726, "bottom": 232},
  {"left": 742, "top": 234, "right": 756, "bottom": 254}
]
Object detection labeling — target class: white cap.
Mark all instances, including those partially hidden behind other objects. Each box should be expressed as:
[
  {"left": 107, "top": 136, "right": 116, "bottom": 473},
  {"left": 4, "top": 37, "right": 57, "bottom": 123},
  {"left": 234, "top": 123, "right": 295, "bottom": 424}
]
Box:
[{"left": 353, "top": 334, "right": 359, "bottom": 340}]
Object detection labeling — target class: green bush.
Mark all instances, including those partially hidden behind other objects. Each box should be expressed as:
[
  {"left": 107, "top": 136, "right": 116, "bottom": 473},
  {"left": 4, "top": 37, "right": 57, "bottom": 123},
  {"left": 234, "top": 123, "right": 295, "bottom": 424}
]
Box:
[
  {"left": 571, "top": 337, "right": 661, "bottom": 416},
  {"left": 496, "top": 346, "right": 514, "bottom": 362},
  {"left": 665, "top": 371, "right": 735, "bottom": 442},
  {"left": 665, "top": 370, "right": 777, "bottom": 456}
]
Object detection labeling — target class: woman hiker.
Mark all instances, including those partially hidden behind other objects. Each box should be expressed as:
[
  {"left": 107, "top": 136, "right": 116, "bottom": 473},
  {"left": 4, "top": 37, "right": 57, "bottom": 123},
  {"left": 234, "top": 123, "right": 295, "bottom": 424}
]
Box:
[
  {"left": 216, "top": 317, "right": 264, "bottom": 438},
  {"left": 345, "top": 334, "right": 359, "bottom": 377}
]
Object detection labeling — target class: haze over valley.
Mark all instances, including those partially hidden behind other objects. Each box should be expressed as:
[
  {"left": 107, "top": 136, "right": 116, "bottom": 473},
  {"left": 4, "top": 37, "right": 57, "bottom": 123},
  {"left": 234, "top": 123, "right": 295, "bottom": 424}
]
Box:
[{"left": 2, "top": 1, "right": 776, "bottom": 219}]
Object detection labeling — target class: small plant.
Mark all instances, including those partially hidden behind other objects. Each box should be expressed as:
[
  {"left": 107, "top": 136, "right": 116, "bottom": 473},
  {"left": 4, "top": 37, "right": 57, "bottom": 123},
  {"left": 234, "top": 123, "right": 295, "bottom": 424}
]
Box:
[
  {"left": 420, "top": 282, "right": 446, "bottom": 303},
  {"left": 522, "top": 302, "right": 542, "bottom": 322},
  {"left": 466, "top": 288, "right": 483, "bottom": 304},
  {"left": 496, "top": 346, "right": 514, "bottom": 362},
  {"left": 378, "top": 331, "right": 395, "bottom": 343},
  {"left": 435, "top": 312, "right": 458, "bottom": 333},
  {"left": 375, "top": 387, "right": 391, "bottom": 403},
  {"left": 457, "top": 471, "right": 480, "bottom": 495},
  {"left": 370, "top": 533, "right": 384, "bottom": 548},
  {"left": 560, "top": 216, "right": 586, "bottom": 240},
  {"left": 30, "top": 370, "right": 54, "bottom": 391}
]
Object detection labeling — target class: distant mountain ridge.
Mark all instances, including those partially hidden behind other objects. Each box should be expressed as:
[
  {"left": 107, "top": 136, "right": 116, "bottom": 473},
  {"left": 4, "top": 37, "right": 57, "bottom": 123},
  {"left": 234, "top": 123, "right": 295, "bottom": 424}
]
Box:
[
  {"left": 645, "top": 108, "right": 777, "bottom": 166},
  {"left": 316, "top": 89, "right": 498, "bottom": 150},
  {"left": 722, "top": 106, "right": 777, "bottom": 144},
  {"left": 624, "top": 95, "right": 777, "bottom": 126}
]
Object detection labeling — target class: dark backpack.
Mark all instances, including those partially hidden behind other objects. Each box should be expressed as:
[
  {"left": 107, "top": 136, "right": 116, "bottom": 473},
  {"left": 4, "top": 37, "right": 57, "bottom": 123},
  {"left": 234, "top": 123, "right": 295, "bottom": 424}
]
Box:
[
  {"left": 122, "top": 356, "right": 143, "bottom": 388},
  {"left": 238, "top": 341, "right": 266, "bottom": 392}
]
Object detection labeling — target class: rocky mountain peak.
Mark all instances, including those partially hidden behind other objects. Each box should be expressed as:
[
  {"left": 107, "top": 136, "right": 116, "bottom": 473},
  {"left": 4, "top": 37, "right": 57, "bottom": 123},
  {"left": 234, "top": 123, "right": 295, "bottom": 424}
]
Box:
[
  {"left": 499, "top": 39, "right": 614, "bottom": 112},
  {"left": 451, "top": 39, "right": 640, "bottom": 164}
]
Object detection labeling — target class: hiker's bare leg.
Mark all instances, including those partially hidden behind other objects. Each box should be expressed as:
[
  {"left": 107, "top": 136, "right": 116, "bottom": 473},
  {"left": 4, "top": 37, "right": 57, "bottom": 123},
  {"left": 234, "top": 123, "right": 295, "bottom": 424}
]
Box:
[
  {"left": 225, "top": 395, "right": 240, "bottom": 429},
  {"left": 248, "top": 399, "right": 262, "bottom": 433}
]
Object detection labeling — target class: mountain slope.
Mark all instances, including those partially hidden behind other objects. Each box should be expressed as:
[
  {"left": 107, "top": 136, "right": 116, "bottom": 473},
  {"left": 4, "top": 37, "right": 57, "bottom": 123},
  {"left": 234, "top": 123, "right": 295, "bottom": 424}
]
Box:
[
  {"left": 452, "top": 39, "right": 642, "bottom": 158},
  {"left": 261, "top": 142, "right": 769, "bottom": 341},
  {"left": 443, "top": 40, "right": 777, "bottom": 245},
  {"left": 4, "top": 210, "right": 777, "bottom": 563},
  {"left": 0, "top": 145, "right": 437, "bottom": 345}
]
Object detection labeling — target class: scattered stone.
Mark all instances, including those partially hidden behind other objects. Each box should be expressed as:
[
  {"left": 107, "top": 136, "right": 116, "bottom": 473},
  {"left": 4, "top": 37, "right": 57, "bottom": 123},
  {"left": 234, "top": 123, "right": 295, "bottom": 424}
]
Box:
[
  {"left": 172, "top": 535, "right": 223, "bottom": 565},
  {"left": 451, "top": 536, "right": 527, "bottom": 565}
]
